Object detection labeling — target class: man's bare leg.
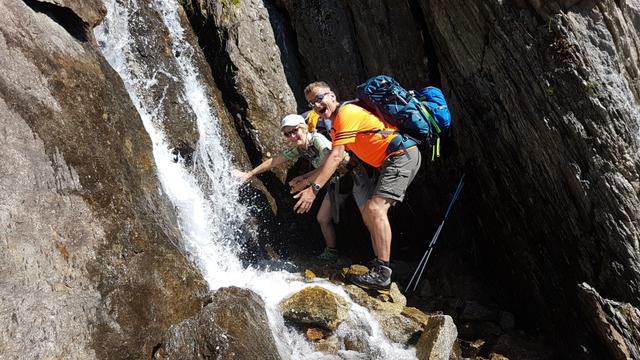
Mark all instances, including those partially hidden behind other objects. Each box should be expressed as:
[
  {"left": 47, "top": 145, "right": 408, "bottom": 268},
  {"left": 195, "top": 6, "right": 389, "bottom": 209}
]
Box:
[{"left": 362, "top": 195, "right": 393, "bottom": 262}]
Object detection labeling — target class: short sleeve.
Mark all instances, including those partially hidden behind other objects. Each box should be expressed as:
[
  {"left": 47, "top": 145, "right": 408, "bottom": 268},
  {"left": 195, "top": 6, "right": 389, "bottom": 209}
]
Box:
[
  {"left": 332, "top": 104, "right": 362, "bottom": 146},
  {"left": 281, "top": 147, "right": 300, "bottom": 162}
]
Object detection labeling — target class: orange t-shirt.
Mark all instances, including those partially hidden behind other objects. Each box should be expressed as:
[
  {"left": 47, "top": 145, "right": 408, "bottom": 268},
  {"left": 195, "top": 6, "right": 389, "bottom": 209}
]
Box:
[{"left": 330, "top": 103, "right": 398, "bottom": 168}]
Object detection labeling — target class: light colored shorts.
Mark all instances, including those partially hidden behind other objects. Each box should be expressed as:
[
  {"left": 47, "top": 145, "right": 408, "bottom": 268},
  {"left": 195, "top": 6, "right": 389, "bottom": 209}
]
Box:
[
  {"left": 351, "top": 165, "right": 374, "bottom": 209},
  {"left": 374, "top": 146, "right": 421, "bottom": 203}
]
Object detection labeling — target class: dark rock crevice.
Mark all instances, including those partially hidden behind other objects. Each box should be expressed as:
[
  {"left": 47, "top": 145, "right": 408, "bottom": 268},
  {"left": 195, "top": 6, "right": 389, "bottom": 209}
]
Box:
[
  {"left": 408, "top": 0, "right": 441, "bottom": 85},
  {"left": 264, "top": 0, "right": 308, "bottom": 110},
  {"left": 22, "top": 0, "right": 88, "bottom": 42}
]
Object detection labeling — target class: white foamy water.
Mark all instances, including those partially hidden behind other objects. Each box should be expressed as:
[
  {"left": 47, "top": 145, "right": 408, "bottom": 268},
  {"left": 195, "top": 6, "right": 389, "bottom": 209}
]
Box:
[{"left": 94, "top": 0, "right": 416, "bottom": 358}]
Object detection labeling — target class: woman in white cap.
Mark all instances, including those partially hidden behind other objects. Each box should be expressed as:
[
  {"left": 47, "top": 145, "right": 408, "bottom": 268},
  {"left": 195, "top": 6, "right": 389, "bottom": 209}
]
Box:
[{"left": 234, "top": 114, "right": 370, "bottom": 261}]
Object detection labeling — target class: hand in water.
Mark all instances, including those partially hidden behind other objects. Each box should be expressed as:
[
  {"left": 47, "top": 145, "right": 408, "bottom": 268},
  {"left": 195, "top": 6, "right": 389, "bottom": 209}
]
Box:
[
  {"left": 232, "top": 169, "right": 252, "bottom": 183},
  {"left": 293, "top": 187, "right": 316, "bottom": 213}
]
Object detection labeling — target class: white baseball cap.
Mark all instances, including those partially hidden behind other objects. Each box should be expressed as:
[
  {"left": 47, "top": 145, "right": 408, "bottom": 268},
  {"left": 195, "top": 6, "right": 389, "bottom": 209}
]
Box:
[{"left": 280, "top": 114, "right": 305, "bottom": 129}]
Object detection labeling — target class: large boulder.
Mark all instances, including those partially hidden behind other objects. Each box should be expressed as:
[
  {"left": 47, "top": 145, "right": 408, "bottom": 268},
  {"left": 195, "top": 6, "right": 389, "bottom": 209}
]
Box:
[
  {"left": 154, "top": 287, "right": 282, "bottom": 360},
  {"left": 0, "top": 0, "right": 208, "bottom": 358}
]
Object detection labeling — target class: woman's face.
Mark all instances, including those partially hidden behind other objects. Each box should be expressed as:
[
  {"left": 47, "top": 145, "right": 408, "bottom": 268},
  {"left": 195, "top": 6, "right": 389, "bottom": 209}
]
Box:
[{"left": 282, "top": 125, "right": 307, "bottom": 147}]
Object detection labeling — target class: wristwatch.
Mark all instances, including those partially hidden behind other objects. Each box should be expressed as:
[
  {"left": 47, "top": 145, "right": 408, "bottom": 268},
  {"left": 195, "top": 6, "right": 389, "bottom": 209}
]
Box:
[{"left": 310, "top": 182, "right": 322, "bottom": 194}]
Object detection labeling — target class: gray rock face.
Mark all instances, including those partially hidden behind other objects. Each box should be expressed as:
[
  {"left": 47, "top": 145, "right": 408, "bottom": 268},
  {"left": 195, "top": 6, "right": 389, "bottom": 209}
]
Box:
[
  {"left": 276, "top": 0, "right": 430, "bottom": 97},
  {"left": 155, "top": 287, "right": 282, "bottom": 360},
  {"left": 0, "top": 0, "right": 208, "bottom": 358},
  {"left": 420, "top": 0, "right": 640, "bottom": 354}
]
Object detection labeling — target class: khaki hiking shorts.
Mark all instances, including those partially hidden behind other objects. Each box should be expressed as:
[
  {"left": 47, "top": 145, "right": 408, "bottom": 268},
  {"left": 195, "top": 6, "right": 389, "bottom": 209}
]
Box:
[{"left": 374, "top": 146, "right": 421, "bottom": 203}]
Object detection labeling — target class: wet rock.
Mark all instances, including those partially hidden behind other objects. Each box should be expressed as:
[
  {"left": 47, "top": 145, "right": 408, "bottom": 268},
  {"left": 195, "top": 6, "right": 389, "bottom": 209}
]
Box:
[
  {"left": 315, "top": 336, "right": 340, "bottom": 354},
  {"left": 377, "top": 312, "right": 425, "bottom": 345},
  {"left": 415, "top": 314, "right": 458, "bottom": 360},
  {"left": 154, "top": 287, "right": 280, "bottom": 360},
  {"left": 402, "top": 307, "right": 431, "bottom": 327},
  {"left": 344, "top": 283, "right": 406, "bottom": 314},
  {"left": 489, "top": 353, "right": 510, "bottom": 360},
  {"left": 181, "top": 0, "right": 296, "bottom": 172},
  {"left": 306, "top": 327, "right": 328, "bottom": 341},
  {"left": 344, "top": 282, "right": 427, "bottom": 345},
  {"left": 281, "top": 286, "right": 350, "bottom": 331}
]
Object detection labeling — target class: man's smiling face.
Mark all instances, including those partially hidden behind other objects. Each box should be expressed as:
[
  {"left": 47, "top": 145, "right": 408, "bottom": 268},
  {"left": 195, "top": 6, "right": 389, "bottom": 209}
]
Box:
[{"left": 306, "top": 86, "right": 338, "bottom": 119}]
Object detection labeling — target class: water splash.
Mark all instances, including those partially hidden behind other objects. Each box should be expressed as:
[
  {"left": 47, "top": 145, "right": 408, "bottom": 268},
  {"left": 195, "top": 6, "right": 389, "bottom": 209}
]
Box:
[{"left": 94, "top": 0, "right": 417, "bottom": 358}]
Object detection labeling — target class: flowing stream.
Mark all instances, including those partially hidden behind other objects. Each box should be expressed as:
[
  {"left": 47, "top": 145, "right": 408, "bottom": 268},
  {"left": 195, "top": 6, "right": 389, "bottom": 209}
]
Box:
[{"left": 94, "top": 0, "right": 416, "bottom": 358}]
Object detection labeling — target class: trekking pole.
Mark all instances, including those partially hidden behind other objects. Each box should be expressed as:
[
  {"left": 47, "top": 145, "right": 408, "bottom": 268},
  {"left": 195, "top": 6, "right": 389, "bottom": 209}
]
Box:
[{"left": 405, "top": 173, "right": 465, "bottom": 294}]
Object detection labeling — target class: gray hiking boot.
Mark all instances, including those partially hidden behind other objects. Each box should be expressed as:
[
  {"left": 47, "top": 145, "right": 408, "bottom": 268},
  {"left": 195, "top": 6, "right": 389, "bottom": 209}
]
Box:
[{"left": 347, "top": 264, "right": 392, "bottom": 290}]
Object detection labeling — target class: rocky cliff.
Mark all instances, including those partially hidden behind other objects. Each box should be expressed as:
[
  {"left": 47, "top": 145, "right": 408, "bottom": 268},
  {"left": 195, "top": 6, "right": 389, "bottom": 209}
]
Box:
[{"left": 0, "top": 0, "right": 211, "bottom": 358}]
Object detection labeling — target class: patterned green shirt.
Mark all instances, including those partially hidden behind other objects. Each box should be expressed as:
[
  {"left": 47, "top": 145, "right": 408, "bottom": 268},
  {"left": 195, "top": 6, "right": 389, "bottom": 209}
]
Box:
[{"left": 281, "top": 132, "right": 332, "bottom": 168}]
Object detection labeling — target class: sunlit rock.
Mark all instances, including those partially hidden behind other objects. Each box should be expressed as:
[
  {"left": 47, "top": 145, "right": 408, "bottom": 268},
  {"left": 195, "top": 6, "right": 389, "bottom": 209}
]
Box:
[
  {"left": 415, "top": 314, "right": 458, "bottom": 360},
  {"left": 344, "top": 283, "right": 427, "bottom": 344},
  {"left": 305, "top": 327, "right": 327, "bottom": 341},
  {"left": 280, "top": 286, "right": 350, "bottom": 331},
  {"left": 343, "top": 283, "right": 406, "bottom": 313}
]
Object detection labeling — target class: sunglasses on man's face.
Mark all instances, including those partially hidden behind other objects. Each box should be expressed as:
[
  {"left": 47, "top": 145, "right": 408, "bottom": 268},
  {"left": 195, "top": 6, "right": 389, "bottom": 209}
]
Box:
[
  {"left": 307, "top": 92, "right": 331, "bottom": 108},
  {"left": 283, "top": 127, "right": 300, "bottom": 138}
]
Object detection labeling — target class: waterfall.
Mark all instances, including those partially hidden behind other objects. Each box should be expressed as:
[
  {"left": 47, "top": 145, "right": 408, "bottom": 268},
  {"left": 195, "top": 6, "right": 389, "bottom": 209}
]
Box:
[{"left": 94, "top": 0, "right": 417, "bottom": 358}]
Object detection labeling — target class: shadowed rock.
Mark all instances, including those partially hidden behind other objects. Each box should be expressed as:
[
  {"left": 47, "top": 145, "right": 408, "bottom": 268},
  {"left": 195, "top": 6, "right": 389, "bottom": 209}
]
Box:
[{"left": 154, "top": 287, "right": 281, "bottom": 360}]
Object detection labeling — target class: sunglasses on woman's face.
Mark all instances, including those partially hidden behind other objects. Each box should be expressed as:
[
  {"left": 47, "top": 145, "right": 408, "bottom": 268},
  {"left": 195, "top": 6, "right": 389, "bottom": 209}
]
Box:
[
  {"left": 283, "top": 127, "right": 300, "bottom": 138},
  {"left": 307, "top": 92, "right": 330, "bottom": 108}
]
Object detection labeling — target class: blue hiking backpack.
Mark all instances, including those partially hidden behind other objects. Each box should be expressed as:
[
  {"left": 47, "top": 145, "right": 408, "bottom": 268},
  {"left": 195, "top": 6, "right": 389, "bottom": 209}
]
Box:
[{"left": 355, "top": 75, "right": 451, "bottom": 159}]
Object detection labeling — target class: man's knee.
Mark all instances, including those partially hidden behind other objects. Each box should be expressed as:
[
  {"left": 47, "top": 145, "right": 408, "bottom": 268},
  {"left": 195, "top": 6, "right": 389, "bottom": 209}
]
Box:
[
  {"left": 363, "top": 197, "right": 390, "bottom": 221},
  {"left": 316, "top": 210, "right": 331, "bottom": 226}
]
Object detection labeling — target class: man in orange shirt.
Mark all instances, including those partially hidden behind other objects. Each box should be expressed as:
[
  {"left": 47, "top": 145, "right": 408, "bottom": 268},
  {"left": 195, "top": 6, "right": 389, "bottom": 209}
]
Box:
[{"left": 291, "top": 81, "right": 422, "bottom": 290}]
